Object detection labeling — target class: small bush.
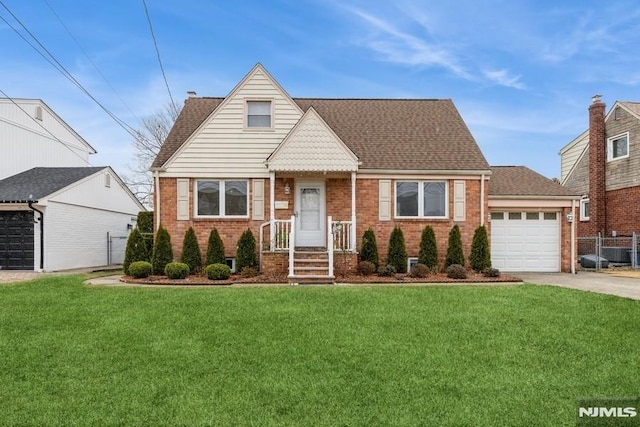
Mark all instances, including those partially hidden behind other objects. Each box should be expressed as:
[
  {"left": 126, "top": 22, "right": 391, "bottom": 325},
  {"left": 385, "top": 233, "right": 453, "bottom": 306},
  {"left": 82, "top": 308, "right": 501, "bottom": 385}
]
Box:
[
  {"left": 446, "top": 264, "right": 467, "bottom": 279},
  {"left": 483, "top": 267, "right": 501, "bottom": 278},
  {"left": 387, "top": 227, "right": 408, "bottom": 273},
  {"left": 445, "top": 225, "right": 465, "bottom": 268},
  {"left": 152, "top": 225, "right": 173, "bottom": 275},
  {"left": 470, "top": 225, "right": 491, "bottom": 272},
  {"left": 165, "top": 262, "right": 189, "bottom": 279},
  {"left": 240, "top": 266, "right": 259, "bottom": 278},
  {"left": 360, "top": 228, "right": 379, "bottom": 269},
  {"left": 128, "top": 261, "right": 152, "bottom": 278},
  {"left": 206, "top": 263, "right": 231, "bottom": 280},
  {"left": 358, "top": 260, "right": 376, "bottom": 276},
  {"left": 378, "top": 264, "right": 396, "bottom": 277},
  {"left": 236, "top": 229, "right": 257, "bottom": 273},
  {"left": 206, "top": 228, "right": 226, "bottom": 266},
  {"left": 418, "top": 226, "right": 438, "bottom": 271},
  {"left": 123, "top": 228, "right": 149, "bottom": 275},
  {"left": 410, "top": 263, "right": 430, "bottom": 278},
  {"left": 180, "top": 227, "right": 202, "bottom": 274}
]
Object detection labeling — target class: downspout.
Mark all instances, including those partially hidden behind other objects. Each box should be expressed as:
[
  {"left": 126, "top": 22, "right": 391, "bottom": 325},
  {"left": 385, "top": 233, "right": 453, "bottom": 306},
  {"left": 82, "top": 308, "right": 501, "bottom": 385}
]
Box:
[
  {"left": 480, "top": 174, "right": 485, "bottom": 226},
  {"left": 154, "top": 171, "right": 161, "bottom": 231},
  {"left": 27, "top": 201, "right": 44, "bottom": 270},
  {"left": 571, "top": 199, "right": 576, "bottom": 274}
]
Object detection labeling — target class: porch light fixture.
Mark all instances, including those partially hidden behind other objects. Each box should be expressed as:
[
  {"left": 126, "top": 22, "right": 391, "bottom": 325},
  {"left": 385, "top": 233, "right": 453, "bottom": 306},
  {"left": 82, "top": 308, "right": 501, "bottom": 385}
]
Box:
[{"left": 284, "top": 181, "right": 291, "bottom": 195}]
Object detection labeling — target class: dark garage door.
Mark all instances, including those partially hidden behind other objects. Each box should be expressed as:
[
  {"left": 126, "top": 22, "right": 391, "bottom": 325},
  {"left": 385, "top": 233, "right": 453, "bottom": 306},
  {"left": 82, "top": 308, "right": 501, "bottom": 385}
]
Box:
[{"left": 0, "top": 211, "right": 34, "bottom": 270}]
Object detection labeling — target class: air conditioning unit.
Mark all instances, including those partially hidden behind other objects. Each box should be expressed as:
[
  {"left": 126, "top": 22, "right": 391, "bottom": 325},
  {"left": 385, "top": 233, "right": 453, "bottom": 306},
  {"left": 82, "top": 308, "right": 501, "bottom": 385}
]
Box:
[{"left": 600, "top": 247, "right": 631, "bottom": 263}]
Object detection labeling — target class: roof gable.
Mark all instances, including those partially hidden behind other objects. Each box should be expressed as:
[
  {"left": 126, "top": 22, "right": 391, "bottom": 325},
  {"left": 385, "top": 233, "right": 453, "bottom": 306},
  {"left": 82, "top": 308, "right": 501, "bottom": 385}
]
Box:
[
  {"left": 0, "top": 167, "right": 106, "bottom": 202},
  {"left": 267, "top": 107, "right": 359, "bottom": 172}
]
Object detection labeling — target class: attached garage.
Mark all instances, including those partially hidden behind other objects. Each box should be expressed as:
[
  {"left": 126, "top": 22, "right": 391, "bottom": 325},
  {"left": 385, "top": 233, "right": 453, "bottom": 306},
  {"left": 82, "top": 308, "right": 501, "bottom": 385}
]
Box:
[
  {"left": 0, "top": 211, "right": 34, "bottom": 270},
  {"left": 489, "top": 166, "right": 579, "bottom": 273},
  {"left": 490, "top": 211, "right": 560, "bottom": 272}
]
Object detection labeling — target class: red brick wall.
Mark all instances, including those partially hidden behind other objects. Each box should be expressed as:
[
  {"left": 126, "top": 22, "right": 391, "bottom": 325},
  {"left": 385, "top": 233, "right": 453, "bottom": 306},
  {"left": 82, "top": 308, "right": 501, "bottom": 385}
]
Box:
[
  {"left": 604, "top": 185, "right": 640, "bottom": 236},
  {"left": 587, "top": 99, "right": 607, "bottom": 236},
  {"left": 560, "top": 207, "right": 575, "bottom": 273}
]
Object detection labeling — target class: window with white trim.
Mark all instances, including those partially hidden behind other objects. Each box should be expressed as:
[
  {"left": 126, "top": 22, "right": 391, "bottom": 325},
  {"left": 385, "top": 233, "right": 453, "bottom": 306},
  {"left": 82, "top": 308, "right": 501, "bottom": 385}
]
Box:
[
  {"left": 580, "top": 199, "right": 590, "bottom": 221},
  {"left": 607, "top": 133, "right": 629, "bottom": 161},
  {"left": 246, "top": 100, "right": 272, "bottom": 128},
  {"left": 395, "top": 181, "right": 447, "bottom": 218},
  {"left": 196, "top": 180, "right": 248, "bottom": 217}
]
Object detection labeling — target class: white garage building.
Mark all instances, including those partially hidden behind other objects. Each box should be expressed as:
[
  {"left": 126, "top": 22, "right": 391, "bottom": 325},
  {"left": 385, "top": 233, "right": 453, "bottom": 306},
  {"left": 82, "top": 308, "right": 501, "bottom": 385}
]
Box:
[{"left": 489, "top": 166, "right": 579, "bottom": 273}]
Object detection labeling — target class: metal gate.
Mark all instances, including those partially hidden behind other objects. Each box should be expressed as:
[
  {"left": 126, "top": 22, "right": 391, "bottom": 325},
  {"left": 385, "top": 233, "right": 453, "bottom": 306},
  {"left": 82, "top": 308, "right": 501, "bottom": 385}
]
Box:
[
  {"left": 107, "top": 232, "right": 128, "bottom": 265},
  {"left": 0, "top": 211, "right": 34, "bottom": 270}
]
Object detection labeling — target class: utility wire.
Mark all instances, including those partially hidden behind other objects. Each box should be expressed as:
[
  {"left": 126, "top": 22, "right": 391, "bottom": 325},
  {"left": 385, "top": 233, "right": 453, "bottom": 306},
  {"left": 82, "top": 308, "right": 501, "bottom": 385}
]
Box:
[
  {"left": 141, "top": 0, "right": 178, "bottom": 116},
  {"left": 0, "top": 1, "right": 145, "bottom": 141},
  {"left": 43, "top": 0, "right": 143, "bottom": 124}
]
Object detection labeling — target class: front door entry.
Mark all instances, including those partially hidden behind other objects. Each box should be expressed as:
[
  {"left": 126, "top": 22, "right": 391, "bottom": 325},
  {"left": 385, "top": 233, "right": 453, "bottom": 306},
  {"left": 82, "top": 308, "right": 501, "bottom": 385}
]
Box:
[{"left": 295, "top": 181, "right": 326, "bottom": 247}]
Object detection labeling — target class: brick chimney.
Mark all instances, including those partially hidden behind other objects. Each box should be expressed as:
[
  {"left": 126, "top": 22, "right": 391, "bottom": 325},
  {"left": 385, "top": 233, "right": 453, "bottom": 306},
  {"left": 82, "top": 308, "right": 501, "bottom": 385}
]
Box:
[{"left": 588, "top": 95, "right": 606, "bottom": 236}]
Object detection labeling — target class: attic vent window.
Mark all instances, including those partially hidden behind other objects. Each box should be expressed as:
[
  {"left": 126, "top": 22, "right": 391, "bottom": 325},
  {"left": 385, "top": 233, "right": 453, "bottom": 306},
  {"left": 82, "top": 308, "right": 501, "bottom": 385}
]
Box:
[
  {"left": 246, "top": 100, "right": 272, "bottom": 128},
  {"left": 607, "top": 133, "right": 629, "bottom": 161},
  {"left": 35, "top": 106, "right": 43, "bottom": 121},
  {"left": 105, "top": 174, "right": 111, "bottom": 188}
]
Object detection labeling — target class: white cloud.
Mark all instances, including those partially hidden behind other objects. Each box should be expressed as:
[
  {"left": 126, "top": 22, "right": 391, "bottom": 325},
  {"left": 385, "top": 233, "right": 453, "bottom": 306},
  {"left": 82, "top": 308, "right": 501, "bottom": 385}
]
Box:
[{"left": 483, "top": 69, "right": 526, "bottom": 90}]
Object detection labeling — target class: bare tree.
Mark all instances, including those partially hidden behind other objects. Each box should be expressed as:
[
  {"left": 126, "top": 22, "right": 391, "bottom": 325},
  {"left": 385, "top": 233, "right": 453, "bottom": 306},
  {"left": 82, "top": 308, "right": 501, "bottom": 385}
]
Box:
[{"left": 125, "top": 102, "right": 180, "bottom": 207}]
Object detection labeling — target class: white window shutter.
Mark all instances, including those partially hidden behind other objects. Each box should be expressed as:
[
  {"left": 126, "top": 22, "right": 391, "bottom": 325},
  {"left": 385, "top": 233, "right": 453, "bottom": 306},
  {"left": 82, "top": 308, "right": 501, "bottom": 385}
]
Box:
[
  {"left": 177, "top": 178, "right": 189, "bottom": 220},
  {"left": 252, "top": 179, "right": 265, "bottom": 220},
  {"left": 379, "top": 179, "right": 391, "bottom": 221},
  {"left": 453, "top": 180, "right": 465, "bottom": 221}
]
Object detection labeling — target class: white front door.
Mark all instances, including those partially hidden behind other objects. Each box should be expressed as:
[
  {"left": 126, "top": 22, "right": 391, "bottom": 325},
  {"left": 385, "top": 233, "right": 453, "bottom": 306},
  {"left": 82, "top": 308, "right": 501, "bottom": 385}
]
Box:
[{"left": 295, "top": 181, "right": 326, "bottom": 247}]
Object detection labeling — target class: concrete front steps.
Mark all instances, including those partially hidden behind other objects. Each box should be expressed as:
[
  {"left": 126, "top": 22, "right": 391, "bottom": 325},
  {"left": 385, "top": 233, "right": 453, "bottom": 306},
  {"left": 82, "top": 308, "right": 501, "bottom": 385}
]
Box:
[{"left": 288, "top": 250, "right": 335, "bottom": 284}]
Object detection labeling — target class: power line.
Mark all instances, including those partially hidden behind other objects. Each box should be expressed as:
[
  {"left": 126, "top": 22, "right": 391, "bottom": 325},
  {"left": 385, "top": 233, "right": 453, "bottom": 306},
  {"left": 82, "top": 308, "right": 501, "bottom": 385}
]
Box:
[
  {"left": 0, "top": 1, "right": 144, "bottom": 141},
  {"left": 141, "top": 0, "right": 178, "bottom": 116},
  {"left": 43, "top": 0, "right": 144, "bottom": 124}
]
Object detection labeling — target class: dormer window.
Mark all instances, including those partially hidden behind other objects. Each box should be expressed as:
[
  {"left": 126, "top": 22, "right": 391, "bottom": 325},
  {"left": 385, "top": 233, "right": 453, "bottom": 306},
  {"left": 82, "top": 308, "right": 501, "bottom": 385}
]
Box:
[
  {"left": 607, "top": 133, "right": 629, "bottom": 161},
  {"left": 246, "top": 100, "right": 272, "bottom": 128}
]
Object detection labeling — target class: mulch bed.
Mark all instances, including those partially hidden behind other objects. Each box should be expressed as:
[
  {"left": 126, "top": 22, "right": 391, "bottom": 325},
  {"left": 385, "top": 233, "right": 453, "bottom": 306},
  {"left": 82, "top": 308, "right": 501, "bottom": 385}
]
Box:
[{"left": 121, "top": 272, "right": 522, "bottom": 286}]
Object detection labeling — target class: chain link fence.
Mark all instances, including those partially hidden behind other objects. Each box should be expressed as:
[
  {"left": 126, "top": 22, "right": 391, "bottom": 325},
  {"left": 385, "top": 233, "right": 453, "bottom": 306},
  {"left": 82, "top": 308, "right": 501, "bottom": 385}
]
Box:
[{"left": 578, "top": 232, "right": 639, "bottom": 270}]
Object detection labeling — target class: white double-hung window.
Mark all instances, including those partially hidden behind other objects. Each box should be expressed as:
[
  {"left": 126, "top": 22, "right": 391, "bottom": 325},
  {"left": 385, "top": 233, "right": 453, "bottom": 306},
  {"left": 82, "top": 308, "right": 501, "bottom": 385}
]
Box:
[
  {"left": 196, "top": 180, "right": 248, "bottom": 217},
  {"left": 246, "top": 100, "right": 272, "bottom": 128},
  {"left": 395, "top": 181, "right": 448, "bottom": 218}
]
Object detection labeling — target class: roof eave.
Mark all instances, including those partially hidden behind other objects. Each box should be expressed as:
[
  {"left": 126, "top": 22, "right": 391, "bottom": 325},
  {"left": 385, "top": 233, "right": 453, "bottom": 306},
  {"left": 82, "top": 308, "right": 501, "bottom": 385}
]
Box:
[{"left": 489, "top": 194, "right": 580, "bottom": 200}]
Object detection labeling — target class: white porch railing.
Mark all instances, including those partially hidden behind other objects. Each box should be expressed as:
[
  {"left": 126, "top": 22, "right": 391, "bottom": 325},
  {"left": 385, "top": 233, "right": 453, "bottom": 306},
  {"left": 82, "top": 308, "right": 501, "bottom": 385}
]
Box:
[
  {"left": 259, "top": 216, "right": 296, "bottom": 276},
  {"left": 331, "top": 219, "right": 353, "bottom": 252}
]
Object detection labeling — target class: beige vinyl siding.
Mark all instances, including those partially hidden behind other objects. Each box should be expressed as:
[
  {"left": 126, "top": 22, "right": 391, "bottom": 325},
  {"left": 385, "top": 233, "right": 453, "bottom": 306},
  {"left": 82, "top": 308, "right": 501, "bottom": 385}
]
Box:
[
  {"left": 164, "top": 69, "right": 302, "bottom": 177},
  {"left": 560, "top": 131, "right": 588, "bottom": 184},
  {"left": 605, "top": 108, "right": 640, "bottom": 191}
]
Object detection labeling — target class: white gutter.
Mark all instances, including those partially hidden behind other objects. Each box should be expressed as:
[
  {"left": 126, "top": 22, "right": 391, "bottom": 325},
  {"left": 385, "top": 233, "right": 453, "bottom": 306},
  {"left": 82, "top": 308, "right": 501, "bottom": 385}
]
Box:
[{"left": 154, "top": 171, "right": 161, "bottom": 231}]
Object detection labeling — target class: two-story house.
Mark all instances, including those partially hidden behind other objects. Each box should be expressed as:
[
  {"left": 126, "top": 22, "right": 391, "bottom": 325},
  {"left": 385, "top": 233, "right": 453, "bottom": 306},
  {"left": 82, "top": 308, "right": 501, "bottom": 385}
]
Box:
[{"left": 152, "top": 64, "right": 578, "bottom": 280}]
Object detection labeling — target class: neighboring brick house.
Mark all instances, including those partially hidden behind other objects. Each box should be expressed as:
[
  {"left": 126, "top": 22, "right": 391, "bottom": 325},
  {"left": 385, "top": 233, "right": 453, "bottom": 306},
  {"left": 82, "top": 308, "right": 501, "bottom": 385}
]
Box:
[
  {"left": 152, "top": 64, "right": 578, "bottom": 279},
  {"left": 561, "top": 96, "right": 640, "bottom": 238}
]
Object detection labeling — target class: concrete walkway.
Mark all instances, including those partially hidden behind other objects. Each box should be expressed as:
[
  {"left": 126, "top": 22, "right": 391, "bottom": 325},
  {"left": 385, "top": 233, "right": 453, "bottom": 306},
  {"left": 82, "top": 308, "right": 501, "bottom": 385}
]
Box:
[{"left": 517, "top": 272, "right": 640, "bottom": 300}]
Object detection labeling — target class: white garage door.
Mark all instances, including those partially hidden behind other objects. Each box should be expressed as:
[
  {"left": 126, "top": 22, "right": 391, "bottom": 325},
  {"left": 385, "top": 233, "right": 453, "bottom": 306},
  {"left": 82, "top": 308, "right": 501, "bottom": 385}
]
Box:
[{"left": 490, "top": 211, "right": 560, "bottom": 272}]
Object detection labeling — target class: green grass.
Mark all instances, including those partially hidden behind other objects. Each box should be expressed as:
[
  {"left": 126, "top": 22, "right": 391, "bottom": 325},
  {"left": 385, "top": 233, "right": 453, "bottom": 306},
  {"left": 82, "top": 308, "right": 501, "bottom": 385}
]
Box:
[{"left": 0, "top": 277, "right": 639, "bottom": 426}]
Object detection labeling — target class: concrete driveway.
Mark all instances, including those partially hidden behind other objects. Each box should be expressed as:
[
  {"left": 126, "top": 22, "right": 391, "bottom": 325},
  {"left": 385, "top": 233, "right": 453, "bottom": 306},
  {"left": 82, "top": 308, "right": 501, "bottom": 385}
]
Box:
[
  {"left": 517, "top": 272, "right": 640, "bottom": 300},
  {"left": 0, "top": 271, "right": 44, "bottom": 284}
]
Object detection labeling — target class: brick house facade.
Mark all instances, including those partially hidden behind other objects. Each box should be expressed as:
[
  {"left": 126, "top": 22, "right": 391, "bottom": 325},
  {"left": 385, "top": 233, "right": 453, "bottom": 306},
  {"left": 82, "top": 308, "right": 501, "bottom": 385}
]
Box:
[{"left": 152, "top": 64, "right": 578, "bottom": 279}]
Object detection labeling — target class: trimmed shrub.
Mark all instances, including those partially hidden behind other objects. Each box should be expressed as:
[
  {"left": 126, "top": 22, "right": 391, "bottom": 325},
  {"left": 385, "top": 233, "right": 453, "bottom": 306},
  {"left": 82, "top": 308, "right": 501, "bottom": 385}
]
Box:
[
  {"left": 206, "top": 263, "right": 231, "bottom": 280},
  {"left": 129, "top": 261, "right": 152, "bottom": 279},
  {"left": 378, "top": 264, "right": 396, "bottom": 277},
  {"left": 151, "top": 225, "right": 173, "bottom": 275},
  {"left": 123, "top": 228, "right": 149, "bottom": 275},
  {"left": 445, "top": 224, "right": 465, "bottom": 268},
  {"left": 483, "top": 267, "right": 501, "bottom": 278},
  {"left": 410, "top": 263, "right": 430, "bottom": 278},
  {"left": 240, "top": 266, "right": 259, "bottom": 278},
  {"left": 470, "top": 225, "right": 491, "bottom": 272},
  {"left": 165, "top": 262, "right": 189, "bottom": 279},
  {"left": 236, "top": 229, "right": 257, "bottom": 273},
  {"left": 418, "top": 226, "right": 438, "bottom": 271},
  {"left": 387, "top": 227, "right": 408, "bottom": 273},
  {"left": 206, "top": 228, "right": 226, "bottom": 266},
  {"left": 357, "top": 260, "right": 376, "bottom": 276},
  {"left": 180, "top": 227, "right": 202, "bottom": 274},
  {"left": 360, "top": 228, "right": 379, "bottom": 269},
  {"left": 137, "top": 211, "right": 153, "bottom": 233},
  {"left": 446, "top": 264, "right": 467, "bottom": 279}
]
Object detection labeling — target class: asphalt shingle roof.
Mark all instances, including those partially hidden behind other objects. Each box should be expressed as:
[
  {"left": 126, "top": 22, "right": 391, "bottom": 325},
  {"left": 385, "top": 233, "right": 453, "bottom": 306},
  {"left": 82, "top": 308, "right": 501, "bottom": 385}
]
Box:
[
  {"left": 0, "top": 167, "right": 106, "bottom": 202},
  {"left": 152, "top": 97, "right": 490, "bottom": 171},
  {"left": 489, "top": 166, "right": 579, "bottom": 197}
]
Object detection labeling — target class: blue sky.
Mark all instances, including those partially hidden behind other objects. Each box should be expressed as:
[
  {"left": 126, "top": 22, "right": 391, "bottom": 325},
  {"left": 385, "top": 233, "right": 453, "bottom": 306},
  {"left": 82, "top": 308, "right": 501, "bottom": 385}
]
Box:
[{"left": 2, "top": 0, "right": 640, "bottom": 179}]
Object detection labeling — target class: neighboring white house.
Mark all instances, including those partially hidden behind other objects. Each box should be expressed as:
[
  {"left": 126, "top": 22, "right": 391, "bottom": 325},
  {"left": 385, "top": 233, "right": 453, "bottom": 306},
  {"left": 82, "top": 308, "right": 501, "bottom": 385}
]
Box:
[
  {"left": 0, "top": 98, "right": 96, "bottom": 180},
  {"left": 0, "top": 167, "right": 144, "bottom": 271}
]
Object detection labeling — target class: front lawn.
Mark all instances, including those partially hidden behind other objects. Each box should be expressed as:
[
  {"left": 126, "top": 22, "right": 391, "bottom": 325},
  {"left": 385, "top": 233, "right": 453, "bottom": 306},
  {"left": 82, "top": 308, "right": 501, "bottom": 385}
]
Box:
[{"left": 0, "top": 277, "right": 638, "bottom": 426}]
